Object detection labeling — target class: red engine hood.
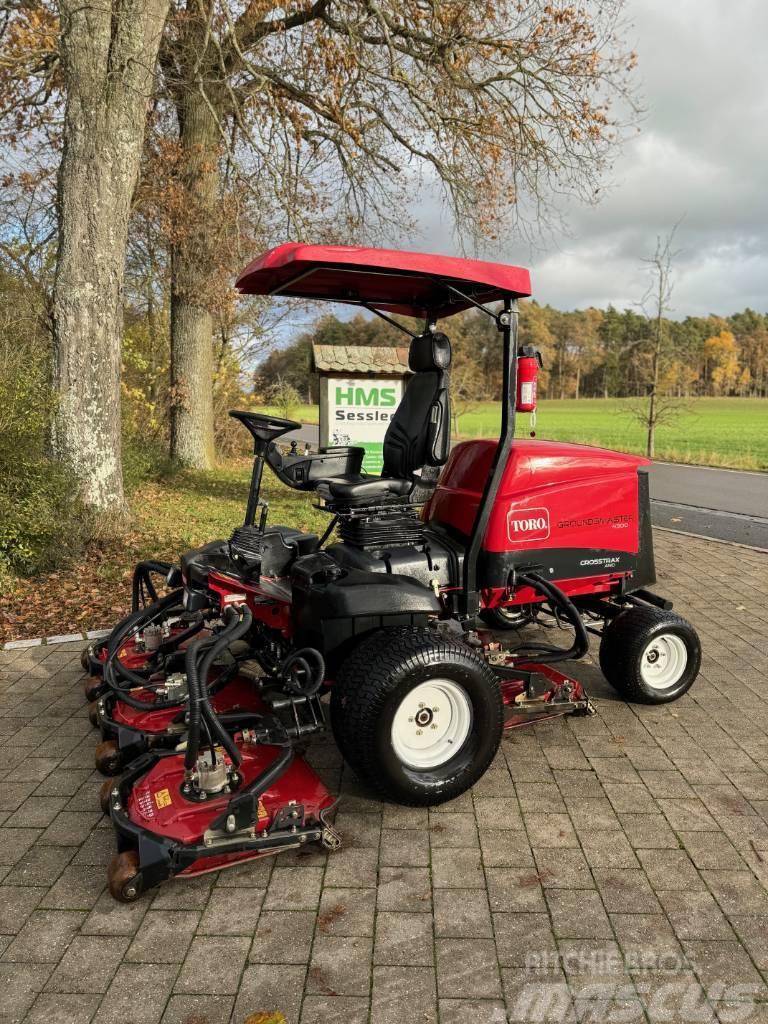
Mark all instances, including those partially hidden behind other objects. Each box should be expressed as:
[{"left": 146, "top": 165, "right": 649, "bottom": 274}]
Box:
[{"left": 425, "top": 438, "right": 651, "bottom": 552}]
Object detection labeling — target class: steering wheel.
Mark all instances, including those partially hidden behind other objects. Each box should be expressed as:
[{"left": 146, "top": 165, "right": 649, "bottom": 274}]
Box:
[{"left": 229, "top": 410, "right": 301, "bottom": 447}]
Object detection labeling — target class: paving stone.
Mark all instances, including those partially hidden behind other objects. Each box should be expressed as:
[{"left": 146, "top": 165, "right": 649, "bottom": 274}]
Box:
[
  {"left": 435, "top": 937, "right": 503, "bottom": 999},
  {"left": 0, "top": 961, "right": 53, "bottom": 1020},
  {"left": 478, "top": 829, "right": 533, "bottom": 868},
  {"left": 592, "top": 868, "right": 661, "bottom": 914},
  {"left": 39, "top": 864, "right": 106, "bottom": 910},
  {"left": 379, "top": 827, "right": 430, "bottom": 866},
  {"left": 5, "top": 795, "right": 69, "bottom": 827},
  {"left": 307, "top": 934, "right": 373, "bottom": 996},
  {"left": 656, "top": 889, "right": 736, "bottom": 941},
  {"left": 502, "top": 966, "right": 574, "bottom": 1022},
  {"left": 524, "top": 813, "right": 580, "bottom": 848},
  {"left": 579, "top": 829, "right": 639, "bottom": 869},
  {"left": 374, "top": 911, "right": 433, "bottom": 966},
  {"left": 727, "top": 916, "right": 768, "bottom": 971},
  {"left": 0, "top": 882, "right": 46, "bottom": 933},
  {"left": 212, "top": 855, "right": 274, "bottom": 888},
  {"left": 429, "top": 811, "right": 479, "bottom": 848},
  {"left": 150, "top": 873, "right": 215, "bottom": 911},
  {"left": 431, "top": 847, "right": 485, "bottom": 889},
  {"left": 173, "top": 935, "right": 250, "bottom": 995},
  {"left": 0, "top": 826, "right": 43, "bottom": 865},
  {"left": 301, "top": 994, "right": 370, "bottom": 1023},
  {"left": 80, "top": 890, "right": 149, "bottom": 936},
  {"left": 473, "top": 797, "right": 524, "bottom": 830},
  {"left": 92, "top": 963, "right": 178, "bottom": 1024},
  {"left": 684, "top": 939, "right": 768, "bottom": 998},
  {"left": 124, "top": 910, "right": 199, "bottom": 963},
  {"left": 322, "top": 847, "right": 378, "bottom": 888},
  {"left": 680, "top": 831, "right": 748, "bottom": 870},
  {"left": 701, "top": 870, "right": 768, "bottom": 916},
  {"left": 371, "top": 965, "right": 436, "bottom": 1024},
  {"left": 45, "top": 934, "right": 130, "bottom": 993},
  {"left": 515, "top": 783, "right": 567, "bottom": 814},
  {"left": 494, "top": 912, "right": 557, "bottom": 967},
  {"left": 658, "top": 798, "right": 721, "bottom": 831},
  {"left": 376, "top": 866, "right": 431, "bottom": 911},
  {"left": 3, "top": 844, "right": 74, "bottom": 886},
  {"left": 618, "top": 813, "right": 680, "bottom": 849},
  {"left": 3, "top": 909, "right": 86, "bottom": 962},
  {"left": 636, "top": 847, "right": 706, "bottom": 891},
  {"left": 161, "top": 994, "right": 234, "bottom": 1024},
  {"left": 316, "top": 887, "right": 376, "bottom": 937},
  {"left": 546, "top": 890, "right": 613, "bottom": 940},
  {"left": 568, "top": 799, "right": 621, "bottom": 832},
  {"left": 263, "top": 866, "right": 324, "bottom": 910},
  {"left": 434, "top": 888, "right": 493, "bottom": 938},
  {"left": 248, "top": 910, "right": 316, "bottom": 963},
  {"left": 533, "top": 847, "right": 593, "bottom": 888},
  {"left": 610, "top": 913, "right": 684, "bottom": 965},
  {"left": 233, "top": 963, "right": 306, "bottom": 1023},
  {"left": 197, "top": 885, "right": 265, "bottom": 935},
  {"left": 486, "top": 867, "right": 546, "bottom": 912},
  {"left": 25, "top": 992, "right": 101, "bottom": 1024}
]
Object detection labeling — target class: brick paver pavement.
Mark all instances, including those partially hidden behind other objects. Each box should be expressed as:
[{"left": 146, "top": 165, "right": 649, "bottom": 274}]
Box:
[{"left": 1, "top": 530, "right": 767, "bottom": 1024}]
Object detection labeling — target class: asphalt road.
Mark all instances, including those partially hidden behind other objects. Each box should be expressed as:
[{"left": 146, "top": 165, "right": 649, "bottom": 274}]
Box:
[
  {"left": 286, "top": 423, "right": 768, "bottom": 549},
  {"left": 648, "top": 462, "right": 768, "bottom": 548}
]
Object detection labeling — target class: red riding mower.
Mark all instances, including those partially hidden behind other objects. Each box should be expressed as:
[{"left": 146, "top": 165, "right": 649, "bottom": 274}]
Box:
[{"left": 89, "top": 244, "right": 701, "bottom": 901}]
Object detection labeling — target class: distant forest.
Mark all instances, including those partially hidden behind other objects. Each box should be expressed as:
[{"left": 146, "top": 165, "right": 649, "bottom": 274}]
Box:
[{"left": 257, "top": 304, "right": 768, "bottom": 405}]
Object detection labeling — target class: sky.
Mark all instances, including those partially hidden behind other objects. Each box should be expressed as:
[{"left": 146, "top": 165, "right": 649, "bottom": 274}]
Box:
[{"left": 404, "top": 0, "right": 768, "bottom": 318}]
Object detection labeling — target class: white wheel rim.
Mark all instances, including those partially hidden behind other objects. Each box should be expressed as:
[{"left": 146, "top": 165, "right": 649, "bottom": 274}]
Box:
[
  {"left": 640, "top": 633, "right": 688, "bottom": 690},
  {"left": 391, "top": 679, "right": 473, "bottom": 770}
]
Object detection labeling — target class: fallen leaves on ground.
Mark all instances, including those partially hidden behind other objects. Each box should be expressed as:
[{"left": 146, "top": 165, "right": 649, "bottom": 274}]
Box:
[{"left": 0, "top": 461, "right": 327, "bottom": 645}]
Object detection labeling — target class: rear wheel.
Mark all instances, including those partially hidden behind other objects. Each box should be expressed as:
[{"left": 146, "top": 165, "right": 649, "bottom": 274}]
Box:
[
  {"left": 599, "top": 605, "right": 700, "bottom": 704},
  {"left": 480, "top": 604, "right": 533, "bottom": 631},
  {"left": 331, "top": 627, "right": 503, "bottom": 806}
]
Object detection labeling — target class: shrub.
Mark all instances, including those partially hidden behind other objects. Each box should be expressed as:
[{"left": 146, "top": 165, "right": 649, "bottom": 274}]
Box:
[{"left": 0, "top": 340, "right": 89, "bottom": 582}]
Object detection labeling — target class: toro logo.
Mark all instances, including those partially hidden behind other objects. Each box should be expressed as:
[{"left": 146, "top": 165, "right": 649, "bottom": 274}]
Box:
[{"left": 506, "top": 506, "right": 550, "bottom": 544}]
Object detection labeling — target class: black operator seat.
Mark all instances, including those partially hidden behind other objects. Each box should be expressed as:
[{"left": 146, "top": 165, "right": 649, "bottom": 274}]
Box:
[{"left": 316, "top": 331, "right": 452, "bottom": 504}]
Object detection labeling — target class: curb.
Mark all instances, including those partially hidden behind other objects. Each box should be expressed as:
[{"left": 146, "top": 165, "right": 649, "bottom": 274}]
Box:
[{"left": 1, "top": 628, "right": 110, "bottom": 653}]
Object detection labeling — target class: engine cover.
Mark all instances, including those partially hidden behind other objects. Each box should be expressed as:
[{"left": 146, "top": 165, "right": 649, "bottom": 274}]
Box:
[{"left": 424, "top": 439, "right": 655, "bottom": 592}]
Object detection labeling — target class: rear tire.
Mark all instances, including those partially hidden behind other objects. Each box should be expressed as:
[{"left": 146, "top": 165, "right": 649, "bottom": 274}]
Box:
[
  {"left": 331, "top": 626, "right": 503, "bottom": 806},
  {"left": 599, "top": 605, "right": 700, "bottom": 704},
  {"left": 479, "top": 604, "right": 533, "bottom": 631}
]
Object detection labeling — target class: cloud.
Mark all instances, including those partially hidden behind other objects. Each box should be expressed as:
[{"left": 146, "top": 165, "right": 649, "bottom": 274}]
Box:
[{"left": 401, "top": 0, "right": 768, "bottom": 318}]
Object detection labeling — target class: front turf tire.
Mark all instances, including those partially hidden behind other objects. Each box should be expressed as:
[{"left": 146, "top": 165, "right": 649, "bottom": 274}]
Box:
[
  {"left": 331, "top": 626, "right": 503, "bottom": 806},
  {"left": 599, "top": 605, "right": 701, "bottom": 705}
]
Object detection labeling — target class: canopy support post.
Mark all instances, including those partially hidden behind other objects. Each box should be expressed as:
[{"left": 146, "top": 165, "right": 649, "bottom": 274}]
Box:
[{"left": 460, "top": 295, "right": 518, "bottom": 618}]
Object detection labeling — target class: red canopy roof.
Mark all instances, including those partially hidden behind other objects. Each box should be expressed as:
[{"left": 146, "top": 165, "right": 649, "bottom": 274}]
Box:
[{"left": 235, "top": 243, "right": 531, "bottom": 319}]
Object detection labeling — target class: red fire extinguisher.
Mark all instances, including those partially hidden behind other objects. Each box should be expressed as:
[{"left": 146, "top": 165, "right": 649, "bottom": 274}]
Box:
[{"left": 516, "top": 346, "right": 543, "bottom": 413}]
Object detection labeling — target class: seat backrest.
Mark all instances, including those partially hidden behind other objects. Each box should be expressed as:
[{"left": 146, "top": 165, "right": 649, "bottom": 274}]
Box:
[{"left": 382, "top": 332, "right": 451, "bottom": 481}]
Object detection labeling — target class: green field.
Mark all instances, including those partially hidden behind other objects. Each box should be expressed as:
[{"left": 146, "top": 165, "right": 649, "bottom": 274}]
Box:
[{"left": 268, "top": 398, "right": 768, "bottom": 471}]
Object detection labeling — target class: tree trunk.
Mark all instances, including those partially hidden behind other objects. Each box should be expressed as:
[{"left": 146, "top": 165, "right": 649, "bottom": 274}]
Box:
[
  {"left": 52, "top": 0, "right": 169, "bottom": 510},
  {"left": 169, "top": 93, "right": 220, "bottom": 469}
]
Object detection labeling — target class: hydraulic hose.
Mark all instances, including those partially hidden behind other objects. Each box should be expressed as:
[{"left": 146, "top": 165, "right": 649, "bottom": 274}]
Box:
[
  {"left": 280, "top": 648, "right": 326, "bottom": 696},
  {"left": 131, "top": 560, "right": 174, "bottom": 611},
  {"left": 508, "top": 572, "right": 589, "bottom": 665},
  {"left": 184, "top": 604, "right": 253, "bottom": 772},
  {"left": 103, "top": 590, "right": 186, "bottom": 695}
]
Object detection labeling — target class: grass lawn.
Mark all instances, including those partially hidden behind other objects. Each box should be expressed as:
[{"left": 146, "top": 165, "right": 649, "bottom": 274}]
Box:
[{"left": 271, "top": 398, "right": 768, "bottom": 471}]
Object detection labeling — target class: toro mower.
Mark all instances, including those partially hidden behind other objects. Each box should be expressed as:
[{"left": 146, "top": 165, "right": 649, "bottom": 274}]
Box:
[{"left": 92, "top": 243, "right": 701, "bottom": 901}]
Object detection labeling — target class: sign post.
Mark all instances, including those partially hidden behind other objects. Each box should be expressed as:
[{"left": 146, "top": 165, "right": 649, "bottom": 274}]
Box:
[{"left": 313, "top": 346, "right": 410, "bottom": 474}]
